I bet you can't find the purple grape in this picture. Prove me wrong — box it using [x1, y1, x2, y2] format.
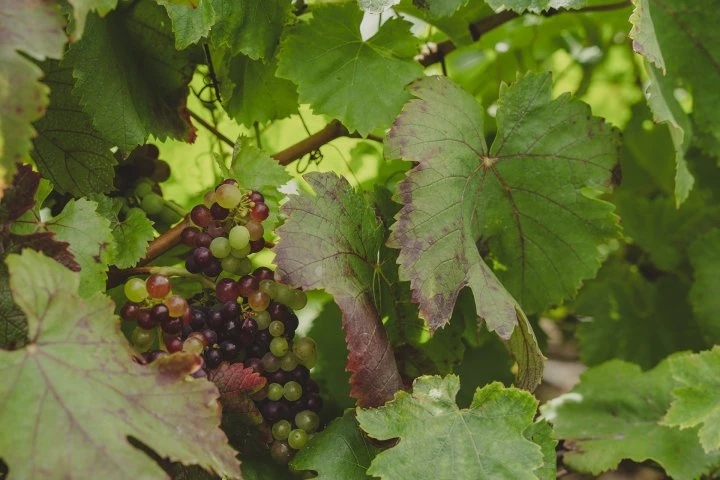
[208, 310, 224, 330]
[235, 328, 254, 348]
[161, 317, 182, 335]
[265, 369, 288, 385]
[268, 302, 289, 323]
[203, 259, 222, 277]
[237, 275, 259, 297]
[195, 233, 212, 248]
[193, 247, 212, 267]
[151, 304, 170, 324]
[221, 301, 240, 320]
[205, 348, 222, 369]
[253, 267, 274, 282]
[216, 278, 239, 303]
[190, 308, 206, 330]
[289, 365, 310, 384]
[219, 341, 238, 361]
[305, 379, 320, 394]
[185, 256, 201, 273]
[210, 203, 229, 220]
[201, 329, 218, 346]
[137, 311, 155, 330]
[256, 330, 272, 347]
[262, 401, 290, 423]
[306, 394, 323, 412]
[181, 227, 199, 247]
[190, 205, 212, 228]
[247, 343, 266, 359]
[242, 318, 258, 335]
[249, 239, 264, 253]
[207, 221, 225, 238]
[246, 357, 263, 372]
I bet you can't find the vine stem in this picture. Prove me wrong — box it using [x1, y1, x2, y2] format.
[417, 0, 632, 66]
[122, 265, 216, 289]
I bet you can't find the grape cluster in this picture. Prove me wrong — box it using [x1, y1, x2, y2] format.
[181, 180, 270, 278]
[122, 268, 321, 465]
[116, 144, 184, 231]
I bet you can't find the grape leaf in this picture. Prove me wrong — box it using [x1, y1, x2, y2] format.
[0, 163, 40, 224]
[484, 0, 585, 12]
[207, 362, 267, 425]
[0, 263, 25, 350]
[222, 55, 298, 127]
[65, 2, 198, 151]
[663, 347, 720, 453]
[411, 0, 468, 17]
[67, 0, 118, 38]
[358, 0, 400, 14]
[92, 195, 155, 269]
[524, 420, 557, 480]
[541, 359, 716, 480]
[0, 0, 66, 181]
[387, 73, 618, 321]
[0, 249, 241, 479]
[209, 0, 291, 61]
[292, 410, 380, 479]
[276, 3, 423, 136]
[573, 259, 707, 369]
[274, 173, 404, 407]
[163, 0, 216, 50]
[356, 376, 548, 480]
[629, 0, 720, 205]
[5, 232, 79, 272]
[688, 229, 720, 342]
[32, 60, 117, 197]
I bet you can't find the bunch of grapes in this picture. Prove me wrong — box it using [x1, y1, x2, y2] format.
[181, 180, 270, 278]
[115, 144, 184, 231]
[120, 273, 190, 358]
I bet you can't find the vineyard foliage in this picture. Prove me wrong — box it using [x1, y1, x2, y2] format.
[0, 0, 719, 478]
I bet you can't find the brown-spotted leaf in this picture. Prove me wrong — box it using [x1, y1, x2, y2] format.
[208, 362, 267, 424]
[275, 173, 403, 407]
[0, 164, 40, 223]
[0, 250, 241, 479]
[6, 232, 79, 271]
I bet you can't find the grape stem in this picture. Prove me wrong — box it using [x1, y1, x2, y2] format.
[117, 265, 216, 290]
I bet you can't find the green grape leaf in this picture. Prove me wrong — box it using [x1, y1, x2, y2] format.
[92, 195, 155, 269]
[31, 60, 117, 197]
[412, 0, 468, 17]
[358, 0, 400, 13]
[357, 376, 547, 480]
[388, 73, 618, 317]
[67, 0, 118, 38]
[65, 2, 198, 151]
[629, 0, 720, 204]
[541, 359, 716, 480]
[0, 249, 241, 479]
[292, 410, 381, 479]
[274, 173, 404, 407]
[663, 347, 720, 453]
[524, 420, 557, 480]
[573, 259, 706, 369]
[44, 198, 114, 297]
[228, 139, 292, 228]
[484, 0, 585, 12]
[277, 3, 423, 136]
[0, 263, 26, 350]
[209, 0, 291, 60]
[222, 55, 298, 127]
[163, 0, 216, 50]
[0, 0, 66, 181]
[207, 362, 267, 425]
[688, 229, 720, 342]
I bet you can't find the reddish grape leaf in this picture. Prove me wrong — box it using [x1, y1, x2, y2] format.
[208, 362, 267, 424]
[275, 173, 404, 407]
[0, 250, 241, 479]
[0, 164, 40, 223]
[6, 232, 79, 271]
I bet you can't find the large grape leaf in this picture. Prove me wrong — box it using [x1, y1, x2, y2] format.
[292, 410, 380, 479]
[222, 55, 298, 127]
[209, 0, 291, 61]
[484, 0, 586, 12]
[274, 173, 404, 407]
[629, 0, 720, 205]
[31, 60, 116, 196]
[388, 74, 618, 320]
[65, 2, 198, 151]
[663, 347, 720, 453]
[67, 0, 118, 38]
[163, 0, 216, 50]
[541, 359, 717, 480]
[412, 0, 469, 17]
[0, 249, 241, 479]
[358, 0, 401, 13]
[276, 3, 424, 136]
[92, 195, 155, 269]
[0, 263, 25, 350]
[524, 420, 557, 480]
[688, 229, 720, 342]
[0, 0, 66, 182]
[356, 376, 550, 480]
[573, 259, 707, 368]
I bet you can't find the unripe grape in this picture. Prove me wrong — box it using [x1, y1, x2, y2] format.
[124, 277, 148, 303]
[182, 336, 204, 355]
[287, 290, 308, 310]
[272, 420, 291, 441]
[141, 193, 164, 215]
[230, 243, 251, 258]
[262, 352, 281, 372]
[270, 441, 292, 464]
[248, 291, 270, 312]
[279, 353, 299, 372]
[270, 337, 289, 357]
[245, 220, 264, 241]
[164, 295, 188, 318]
[228, 225, 250, 250]
[288, 429, 308, 450]
[283, 381, 302, 402]
[269, 320, 285, 337]
[210, 237, 231, 259]
[259, 279, 278, 298]
[131, 327, 154, 351]
[133, 181, 153, 198]
[221, 256, 242, 275]
[215, 184, 243, 209]
[267, 383, 284, 401]
[255, 310, 271, 330]
[293, 337, 316, 361]
[295, 410, 320, 433]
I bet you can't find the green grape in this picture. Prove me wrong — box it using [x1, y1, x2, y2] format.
[237, 258, 252, 275]
[140, 193, 164, 215]
[230, 243, 251, 258]
[262, 352, 281, 372]
[131, 327, 154, 351]
[287, 289, 308, 310]
[293, 337, 316, 361]
[267, 383, 284, 401]
[215, 184, 243, 209]
[259, 279, 278, 298]
[124, 277, 149, 303]
[295, 410, 320, 433]
[288, 429, 308, 450]
[270, 337, 289, 357]
[272, 420, 292, 441]
[274, 284, 294, 306]
[228, 225, 250, 250]
[279, 352, 298, 372]
[183, 336, 204, 355]
[300, 350, 317, 369]
[159, 206, 181, 225]
[210, 237, 231, 259]
[269, 320, 285, 337]
[221, 256, 242, 274]
[255, 311, 271, 330]
[283, 381, 302, 402]
[133, 181, 153, 198]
